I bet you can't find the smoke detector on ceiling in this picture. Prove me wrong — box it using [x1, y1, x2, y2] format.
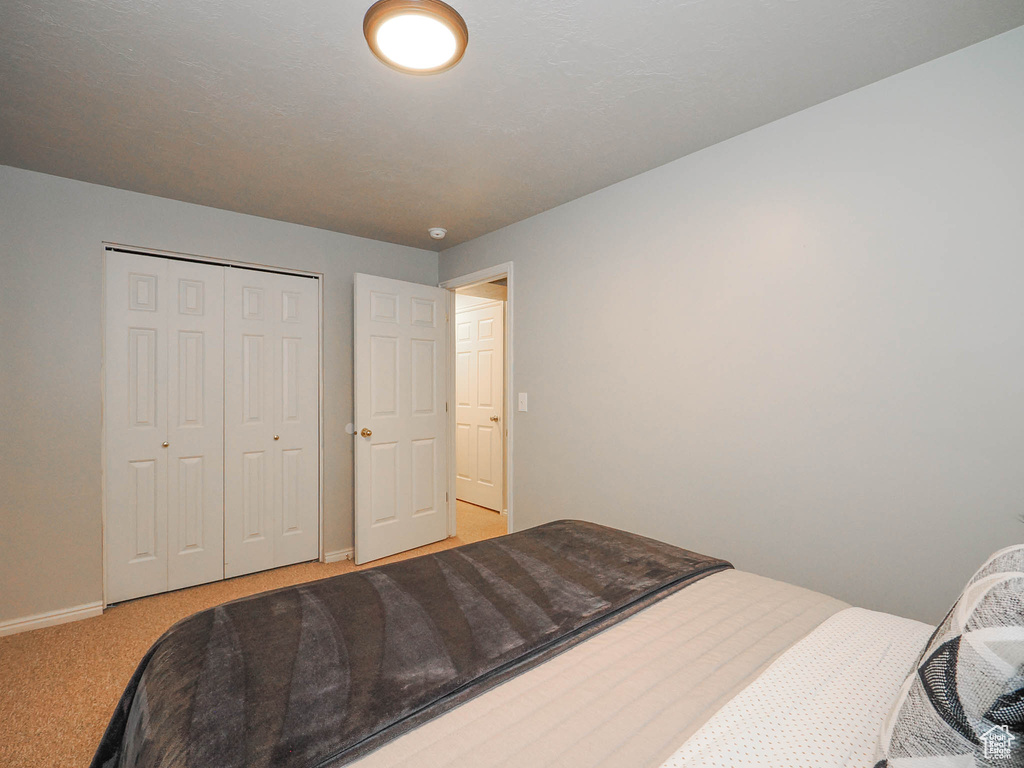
[428, 227, 447, 240]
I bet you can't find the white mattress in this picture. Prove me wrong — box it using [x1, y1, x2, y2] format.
[350, 570, 847, 768]
[658, 607, 933, 768]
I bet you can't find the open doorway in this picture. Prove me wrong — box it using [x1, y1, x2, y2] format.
[442, 263, 514, 537]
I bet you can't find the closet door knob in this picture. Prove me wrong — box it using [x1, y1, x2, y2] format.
[162, 441, 169, 448]
[360, 428, 372, 438]
[274, 435, 280, 440]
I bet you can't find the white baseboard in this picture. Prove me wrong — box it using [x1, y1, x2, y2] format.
[0, 601, 104, 638]
[324, 547, 354, 564]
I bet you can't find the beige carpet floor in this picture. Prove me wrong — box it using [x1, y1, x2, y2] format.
[0, 501, 506, 768]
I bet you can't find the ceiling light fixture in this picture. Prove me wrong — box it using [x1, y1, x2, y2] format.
[363, 0, 468, 75]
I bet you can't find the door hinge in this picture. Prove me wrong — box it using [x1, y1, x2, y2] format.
[446, 492, 449, 502]
[445, 402, 448, 412]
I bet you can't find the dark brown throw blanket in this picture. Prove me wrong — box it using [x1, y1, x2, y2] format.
[92, 520, 731, 768]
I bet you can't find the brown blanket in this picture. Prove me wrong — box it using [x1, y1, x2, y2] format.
[91, 520, 731, 768]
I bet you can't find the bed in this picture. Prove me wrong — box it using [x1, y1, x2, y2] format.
[91, 520, 1024, 768]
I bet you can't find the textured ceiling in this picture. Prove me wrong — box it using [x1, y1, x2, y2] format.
[2, 1, 1023, 250]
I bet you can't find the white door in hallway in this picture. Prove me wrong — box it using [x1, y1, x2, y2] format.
[353, 274, 449, 564]
[455, 300, 504, 512]
[104, 252, 225, 603]
[224, 268, 320, 577]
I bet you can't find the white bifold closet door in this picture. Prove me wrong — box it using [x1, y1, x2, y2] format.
[105, 251, 320, 604]
[104, 252, 225, 604]
[224, 268, 320, 578]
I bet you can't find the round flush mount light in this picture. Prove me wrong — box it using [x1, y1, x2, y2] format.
[428, 227, 447, 240]
[363, 0, 468, 75]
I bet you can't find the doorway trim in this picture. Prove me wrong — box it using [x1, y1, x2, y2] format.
[440, 262, 514, 535]
[100, 242, 326, 608]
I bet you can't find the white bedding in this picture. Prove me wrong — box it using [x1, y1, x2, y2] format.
[659, 607, 933, 768]
[350, 570, 847, 768]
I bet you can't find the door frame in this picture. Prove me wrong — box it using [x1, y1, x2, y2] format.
[439, 262, 514, 535]
[100, 242, 325, 608]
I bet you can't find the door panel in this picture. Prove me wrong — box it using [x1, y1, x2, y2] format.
[477, 349, 494, 406]
[166, 259, 224, 591]
[242, 335, 266, 423]
[454, 301, 504, 511]
[272, 275, 320, 566]
[105, 252, 169, 602]
[242, 450, 268, 538]
[174, 456, 203, 550]
[225, 268, 319, 577]
[354, 274, 448, 564]
[128, 329, 158, 428]
[411, 339, 437, 415]
[128, 459, 159, 562]
[371, 441, 399, 524]
[226, 271, 275, 576]
[411, 438, 437, 515]
[370, 335, 399, 417]
[282, 448, 303, 533]
[477, 425, 495, 484]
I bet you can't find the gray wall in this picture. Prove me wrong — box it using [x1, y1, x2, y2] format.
[0, 166, 436, 623]
[440, 26, 1024, 623]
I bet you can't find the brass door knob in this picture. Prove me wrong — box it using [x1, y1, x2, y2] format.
[162, 441, 169, 448]
[489, 415, 500, 422]
[273, 435, 280, 440]
[360, 428, 372, 438]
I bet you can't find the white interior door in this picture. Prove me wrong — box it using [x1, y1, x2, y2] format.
[224, 268, 320, 578]
[104, 252, 224, 603]
[455, 300, 504, 511]
[354, 274, 448, 564]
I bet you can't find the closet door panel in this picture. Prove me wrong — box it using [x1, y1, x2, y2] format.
[273, 275, 320, 567]
[166, 260, 225, 591]
[225, 269, 319, 576]
[105, 252, 170, 603]
[225, 270, 276, 578]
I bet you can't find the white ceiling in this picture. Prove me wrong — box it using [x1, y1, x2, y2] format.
[2, 1, 1022, 250]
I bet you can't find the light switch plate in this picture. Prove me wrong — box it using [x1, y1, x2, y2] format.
[518, 393, 528, 412]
